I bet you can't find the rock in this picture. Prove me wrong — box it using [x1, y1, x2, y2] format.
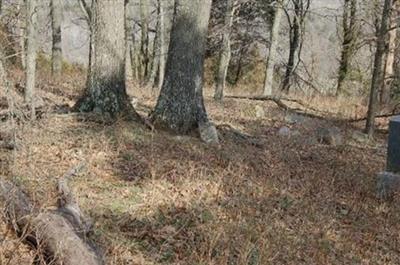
[351, 131, 369, 143]
[278, 126, 291, 137]
[284, 113, 305, 124]
[199, 122, 219, 145]
[131, 97, 138, 108]
[377, 171, 400, 200]
[255, 105, 265, 118]
[316, 126, 343, 146]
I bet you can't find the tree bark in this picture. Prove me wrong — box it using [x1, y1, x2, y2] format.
[151, 0, 214, 134]
[17, 0, 26, 70]
[51, 0, 63, 76]
[336, 0, 357, 96]
[75, 0, 135, 119]
[157, 0, 167, 91]
[25, 0, 37, 119]
[139, 0, 150, 81]
[263, 0, 285, 96]
[214, 0, 235, 101]
[366, 0, 392, 137]
[281, 0, 300, 93]
[381, 0, 399, 105]
[148, 6, 161, 88]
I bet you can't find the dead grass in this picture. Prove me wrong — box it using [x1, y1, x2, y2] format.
[0, 73, 399, 264]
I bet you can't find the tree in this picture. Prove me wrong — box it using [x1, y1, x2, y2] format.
[75, 0, 135, 118]
[25, 0, 37, 118]
[151, 0, 217, 141]
[281, 0, 310, 93]
[214, 0, 235, 101]
[381, 0, 399, 104]
[51, 0, 62, 76]
[157, 0, 167, 91]
[263, 0, 285, 96]
[336, 0, 358, 96]
[366, 0, 392, 137]
[139, 0, 150, 81]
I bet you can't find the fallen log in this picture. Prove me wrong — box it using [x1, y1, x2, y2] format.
[225, 95, 328, 120]
[0, 164, 103, 265]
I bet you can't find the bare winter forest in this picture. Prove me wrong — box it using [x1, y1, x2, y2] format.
[1, 0, 400, 264]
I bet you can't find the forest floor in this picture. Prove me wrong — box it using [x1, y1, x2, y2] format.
[0, 70, 399, 264]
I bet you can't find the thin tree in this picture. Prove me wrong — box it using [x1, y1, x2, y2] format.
[139, 0, 150, 81]
[214, 0, 235, 101]
[75, 0, 136, 118]
[263, 0, 285, 96]
[151, 0, 217, 140]
[366, 0, 393, 137]
[50, 0, 62, 76]
[25, 0, 37, 119]
[281, 0, 310, 93]
[381, 0, 399, 104]
[336, 0, 357, 96]
[157, 0, 167, 91]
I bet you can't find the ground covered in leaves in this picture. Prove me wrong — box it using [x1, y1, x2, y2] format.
[0, 73, 399, 264]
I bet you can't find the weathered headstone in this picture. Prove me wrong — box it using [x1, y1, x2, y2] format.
[377, 116, 400, 199]
[386, 116, 400, 172]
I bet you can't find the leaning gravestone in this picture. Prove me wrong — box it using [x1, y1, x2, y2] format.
[377, 116, 400, 199]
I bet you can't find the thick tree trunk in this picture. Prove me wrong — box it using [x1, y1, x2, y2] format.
[25, 0, 37, 118]
[214, 0, 235, 101]
[51, 0, 62, 76]
[263, 0, 285, 96]
[151, 0, 215, 136]
[139, 0, 150, 81]
[366, 0, 392, 137]
[381, 1, 399, 105]
[75, 0, 135, 118]
[336, 0, 357, 96]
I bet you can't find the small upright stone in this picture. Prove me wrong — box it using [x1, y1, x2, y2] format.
[377, 171, 400, 200]
[255, 105, 265, 118]
[316, 126, 343, 146]
[199, 122, 219, 145]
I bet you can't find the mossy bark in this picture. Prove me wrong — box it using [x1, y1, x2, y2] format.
[75, 0, 135, 119]
[151, 0, 213, 134]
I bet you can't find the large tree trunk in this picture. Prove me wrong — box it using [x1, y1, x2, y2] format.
[336, 0, 357, 96]
[151, 0, 216, 140]
[366, 0, 392, 137]
[214, 0, 235, 101]
[263, 0, 285, 96]
[51, 0, 63, 76]
[381, 0, 399, 105]
[25, 0, 37, 118]
[75, 0, 136, 119]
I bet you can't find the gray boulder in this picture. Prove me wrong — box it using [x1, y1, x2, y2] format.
[285, 113, 306, 124]
[199, 122, 219, 145]
[377, 171, 400, 200]
[255, 105, 265, 118]
[316, 126, 343, 146]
